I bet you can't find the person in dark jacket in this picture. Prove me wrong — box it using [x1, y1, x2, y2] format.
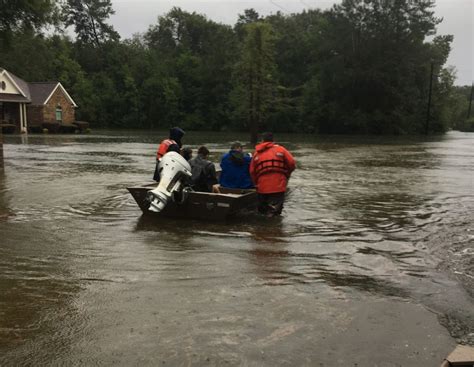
[153, 127, 185, 181]
[219, 141, 254, 189]
[189, 146, 218, 192]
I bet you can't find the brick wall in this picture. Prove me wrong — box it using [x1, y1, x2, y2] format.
[43, 87, 75, 124]
[27, 106, 44, 125]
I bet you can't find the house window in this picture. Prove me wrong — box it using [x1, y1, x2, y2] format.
[55, 106, 63, 122]
[0, 81, 5, 90]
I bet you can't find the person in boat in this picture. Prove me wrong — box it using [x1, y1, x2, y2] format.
[181, 147, 193, 161]
[219, 141, 254, 189]
[189, 146, 219, 192]
[249, 132, 296, 217]
[153, 127, 185, 181]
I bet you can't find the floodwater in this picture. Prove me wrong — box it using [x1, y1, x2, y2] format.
[0, 130, 472, 366]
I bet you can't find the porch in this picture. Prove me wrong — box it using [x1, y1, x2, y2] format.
[0, 101, 28, 133]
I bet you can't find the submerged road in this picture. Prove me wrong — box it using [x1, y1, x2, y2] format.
[0, 130, 472, 365]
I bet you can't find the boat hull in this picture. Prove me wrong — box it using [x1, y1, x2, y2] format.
[127, 184, 257, 221]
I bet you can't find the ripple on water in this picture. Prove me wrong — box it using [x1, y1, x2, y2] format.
[6, 192, 136, 224]
[1, 131, 474, 349]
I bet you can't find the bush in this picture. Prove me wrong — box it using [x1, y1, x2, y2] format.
[461, 117, 474, 132]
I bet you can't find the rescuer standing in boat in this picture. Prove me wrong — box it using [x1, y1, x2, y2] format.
[153, 127, 185, 181]
[250, 132, 296, 217]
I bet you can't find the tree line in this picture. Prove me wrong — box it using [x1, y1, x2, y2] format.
[1, 0, 472, 134]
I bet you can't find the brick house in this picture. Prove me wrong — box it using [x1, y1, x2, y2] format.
[0, 67, 78, 133]
[27, 82, 78, 131]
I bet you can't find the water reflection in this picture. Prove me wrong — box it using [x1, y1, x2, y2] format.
[0, 139, 3, 169]
[135, 215, 203, 249]
[0, 224, 83, 361]
[0, 171, 10, 221]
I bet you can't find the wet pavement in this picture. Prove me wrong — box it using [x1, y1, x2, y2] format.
[0, 130, 472, 365]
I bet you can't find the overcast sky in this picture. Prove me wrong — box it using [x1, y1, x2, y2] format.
[110, 0, 473, 86]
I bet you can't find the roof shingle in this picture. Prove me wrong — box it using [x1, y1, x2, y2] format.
[7, 71, 31, 100]
[28, 82, 58, 105]
[0, 93, 31, 103]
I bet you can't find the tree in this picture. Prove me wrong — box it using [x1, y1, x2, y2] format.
[266, 10, 326, 132]
[0, 0, 57, 47]
[145, 8, 237, 131]
[447, 85, 472, 131]
[0, 1, 458, 134]
[62, 0, 119, 47]
[235, 9, 261, 40]
[232, 22, 277, 143]
[312, 0, 451, 134]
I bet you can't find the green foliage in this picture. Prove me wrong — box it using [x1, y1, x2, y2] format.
[450, 85, 474, 131]
[461, 117, 474, 132]
[0, 0, 57, 47]
[62, 0, 119, 46]
[144, 8, 237, 131]
[0, 2, 461, 135]
[309, 0, 452, 134]
[232, 22, 277, 141]
[234, 8, 262, 40]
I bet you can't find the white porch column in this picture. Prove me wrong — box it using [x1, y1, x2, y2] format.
[23, 103, 28, 133]
[19, 103, 24, 132]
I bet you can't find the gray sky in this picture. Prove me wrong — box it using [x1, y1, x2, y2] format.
[110, 0, 473, 86]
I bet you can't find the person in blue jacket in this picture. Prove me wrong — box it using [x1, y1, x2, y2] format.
[219, 141, 254, 189]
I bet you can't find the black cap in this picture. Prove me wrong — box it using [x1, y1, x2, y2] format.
[261, 132, 273, 142]
[169, 127, 185, 140]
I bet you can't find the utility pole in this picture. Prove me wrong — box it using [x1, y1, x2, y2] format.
[425, 62, 434, 135]
[467, 82, 474, 120]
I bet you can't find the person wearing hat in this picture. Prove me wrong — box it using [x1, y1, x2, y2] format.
[153, 127, 185, 181]
[219, 141, 254, 190]
[249, 132, 296, 217]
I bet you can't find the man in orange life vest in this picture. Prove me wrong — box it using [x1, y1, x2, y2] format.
[153, 127, 185, 181]
[249, 132, 296, 217]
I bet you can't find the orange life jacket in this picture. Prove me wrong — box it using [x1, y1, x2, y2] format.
[252, 145, 291, 178]
[253, 151, 289, 178]
[156, 139, 177, 160]
[250, 142, 296, 194]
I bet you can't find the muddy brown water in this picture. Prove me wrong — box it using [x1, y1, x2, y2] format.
[0, 130, 472, 366]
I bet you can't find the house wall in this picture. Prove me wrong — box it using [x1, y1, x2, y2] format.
[0, 72, 22, 95]
[43, 87, 75, 124]
[27, 105, 44, 125]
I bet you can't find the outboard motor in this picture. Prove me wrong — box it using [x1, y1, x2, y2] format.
[147, 152, 192, 212]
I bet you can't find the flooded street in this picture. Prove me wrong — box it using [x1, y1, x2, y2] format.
[0, 130, 473, 366]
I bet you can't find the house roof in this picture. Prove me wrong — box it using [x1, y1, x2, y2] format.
[0, 67, 77, 107]
[28, 82, 58, 105]
[0, 93, 31, 103]
[9, 71, 31, 100]
[0, 68, 31, 101]
[28, 82, 78, 107]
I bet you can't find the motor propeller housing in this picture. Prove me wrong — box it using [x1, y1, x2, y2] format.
[147, 152, 192, 212]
